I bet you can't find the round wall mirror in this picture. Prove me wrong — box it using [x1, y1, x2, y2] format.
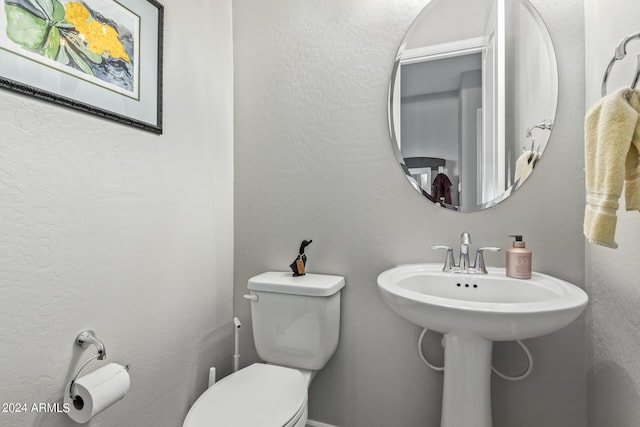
[389, 0, 558, 212]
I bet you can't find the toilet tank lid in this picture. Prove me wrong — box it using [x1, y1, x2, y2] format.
[248, 272, 345, 296]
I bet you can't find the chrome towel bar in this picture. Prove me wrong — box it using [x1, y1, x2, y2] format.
[601, 31, 640, 96]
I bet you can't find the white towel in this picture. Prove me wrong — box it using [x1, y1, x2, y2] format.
[514, 150, 540, 185]
[584, 88, 640, 248]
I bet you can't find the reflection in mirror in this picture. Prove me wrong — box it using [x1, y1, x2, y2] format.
[389, 0, 558, 212]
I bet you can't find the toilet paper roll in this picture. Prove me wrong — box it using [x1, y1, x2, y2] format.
[64, 363, 130, 424]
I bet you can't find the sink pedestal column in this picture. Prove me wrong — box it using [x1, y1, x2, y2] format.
[441, 334, 493, 427]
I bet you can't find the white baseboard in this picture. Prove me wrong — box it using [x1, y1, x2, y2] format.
[306, 420, 339, 427]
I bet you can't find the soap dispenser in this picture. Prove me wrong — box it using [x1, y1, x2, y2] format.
[506, 235, 532, 279]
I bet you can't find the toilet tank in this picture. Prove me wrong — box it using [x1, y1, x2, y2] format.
[247, 272, 345, 371]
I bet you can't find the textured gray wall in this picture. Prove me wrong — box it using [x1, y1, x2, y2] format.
[0, 1, 234, 426]
[233, 0, 585, 426]
[584, 1, 640, 425]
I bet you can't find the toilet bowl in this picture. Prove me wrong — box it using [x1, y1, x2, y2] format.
[183, 272, 345, 427]
[183, 363, 309, 427]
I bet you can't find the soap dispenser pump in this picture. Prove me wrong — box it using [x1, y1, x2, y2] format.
[506, 235, 532, 279]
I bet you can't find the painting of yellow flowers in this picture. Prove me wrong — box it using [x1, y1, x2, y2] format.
[0, 0, 163, 133]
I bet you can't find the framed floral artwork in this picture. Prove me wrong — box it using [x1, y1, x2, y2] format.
[0, 0, 163, 133]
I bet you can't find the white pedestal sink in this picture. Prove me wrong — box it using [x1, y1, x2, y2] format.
[377, 263, 588, 427]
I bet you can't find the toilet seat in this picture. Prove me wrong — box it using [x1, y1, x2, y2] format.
[183, 363, 307, 427]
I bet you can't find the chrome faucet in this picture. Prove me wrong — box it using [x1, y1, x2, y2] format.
[431, 232, 501, 274]
[459, 231, 472, 270]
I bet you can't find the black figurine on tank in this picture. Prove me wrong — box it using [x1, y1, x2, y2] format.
[290, 240, 312, 276]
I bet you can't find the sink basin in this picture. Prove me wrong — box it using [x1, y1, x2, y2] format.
[377, 263, 588, 427]
[377, 263, 588, 340]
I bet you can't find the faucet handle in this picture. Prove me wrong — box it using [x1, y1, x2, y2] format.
[431, 245, 456, 271]
[474, 247, 502, 273]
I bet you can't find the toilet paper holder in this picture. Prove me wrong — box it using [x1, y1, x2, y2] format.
[69, 330, 130, 401]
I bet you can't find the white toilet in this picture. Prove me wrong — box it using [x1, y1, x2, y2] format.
[183, 271, 345, 427]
